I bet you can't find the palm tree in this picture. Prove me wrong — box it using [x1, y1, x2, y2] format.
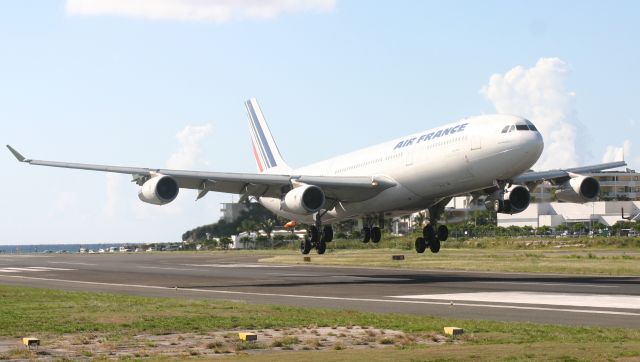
[414, 211, 427, 229]
[260, 218, 276, 241]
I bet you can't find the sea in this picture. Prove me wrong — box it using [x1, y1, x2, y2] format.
[0, 243, 145, 254]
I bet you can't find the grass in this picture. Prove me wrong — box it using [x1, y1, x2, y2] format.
[0, 285, 639, 361]
[260, 238, 640, 275]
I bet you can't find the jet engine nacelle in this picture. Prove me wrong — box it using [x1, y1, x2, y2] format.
[556, 175, 600, 203]
[485, 185, 530, 214]
[138, 175, 179, 205]
[502, 185, 531, 214]
[281, 184, 325, 214]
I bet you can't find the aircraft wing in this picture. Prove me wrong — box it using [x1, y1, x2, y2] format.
[513, 161, 627, 184]
[6, 145, 396, 203]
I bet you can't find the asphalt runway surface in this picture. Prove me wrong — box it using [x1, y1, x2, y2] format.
[1, 252, 639, 328]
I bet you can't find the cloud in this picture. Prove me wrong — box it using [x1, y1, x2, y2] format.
[602, 140, 631, 164]
[101, 123, 213, 221]
[166, 124, 213, 170]
[481, 58, 585, 170]
[66, 0, 337, 22]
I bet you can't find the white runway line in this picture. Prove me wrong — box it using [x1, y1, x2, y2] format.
[389, 292, 640, 310]
[0, 267, 75, 273]
[185, 264, 292, 268]
[330, 276, 411, 282]
[1, 274, 639, 317]
[139, 266, 210, 272]
[477, 281, 619, 288]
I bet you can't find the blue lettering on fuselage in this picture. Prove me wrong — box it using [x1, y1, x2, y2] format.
[392, 123, 469, 150]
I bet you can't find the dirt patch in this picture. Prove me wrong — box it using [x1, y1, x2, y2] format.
[0, 326, 453, 360]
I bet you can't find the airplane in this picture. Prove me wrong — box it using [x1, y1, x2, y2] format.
[7, 98, 626, 255]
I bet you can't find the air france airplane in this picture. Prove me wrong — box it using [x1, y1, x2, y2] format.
[7, 98, 625, 255]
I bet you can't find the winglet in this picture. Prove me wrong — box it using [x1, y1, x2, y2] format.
[6, 145, 28, 162]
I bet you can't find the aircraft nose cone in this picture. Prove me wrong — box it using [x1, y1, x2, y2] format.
[533, 131, 544, 156]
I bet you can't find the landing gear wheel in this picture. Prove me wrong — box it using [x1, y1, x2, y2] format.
[308, 225, 320, 244]
[437, 225, 449, 242]
[423, 224, 436, 241]
[321, 226, 334, 243]
[415, 237, 426, 253]
[429, 238, 441, 253]
[316, 241, 326, 254]
[300, 236, 312, 255]
[361, 227, 371, 243]
[371, 227, 382, 243]
[493, 199, 504, 213]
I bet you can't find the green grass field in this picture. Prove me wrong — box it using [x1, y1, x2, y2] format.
[0, 285, 639, 361]
[260, 247, 640, 275]
[248, 235, 640, 275]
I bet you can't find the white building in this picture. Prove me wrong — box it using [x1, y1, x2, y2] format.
[498, 201, 640, 228]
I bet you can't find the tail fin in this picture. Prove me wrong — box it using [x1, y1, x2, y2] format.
[245, 98, 291, 174]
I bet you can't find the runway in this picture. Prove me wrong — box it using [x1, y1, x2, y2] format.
[1, 253, 639, 328]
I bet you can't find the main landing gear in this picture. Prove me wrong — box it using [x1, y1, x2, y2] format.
[415, 201, 450, 254]
[300, 222, 333, 255]
[414, 224, 448, 253]
[360, 226, 382, 243]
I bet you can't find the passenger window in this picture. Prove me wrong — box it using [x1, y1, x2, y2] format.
[501, 126, 509, 133]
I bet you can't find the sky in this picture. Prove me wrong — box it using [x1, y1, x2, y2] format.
[1, 0, 639, 245]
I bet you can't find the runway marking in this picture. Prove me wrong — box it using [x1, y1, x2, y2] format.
[389, 292, 640, 310]
[477, 281, 619, 288]
[1, 274, 639, 317]
[185, 264, 292, 268]
[330, 276, 411, 282]
[139, 266, 211, 272]
[0, 267, 75, 273]
[266, 273, 321, 277]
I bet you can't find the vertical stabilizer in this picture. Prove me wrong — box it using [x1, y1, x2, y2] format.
[245, 98, 291, 174]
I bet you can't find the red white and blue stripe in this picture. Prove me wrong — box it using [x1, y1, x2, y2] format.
[245, 98, 285, 173]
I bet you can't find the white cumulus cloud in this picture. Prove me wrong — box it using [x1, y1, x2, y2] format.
[481, 58, 585, 170]
[602, 140, 631, 164]
[166, 124, 213, 170]
[66, 0, 337, 22]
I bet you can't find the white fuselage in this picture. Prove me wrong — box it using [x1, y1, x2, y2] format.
[259, 114, 544, 223]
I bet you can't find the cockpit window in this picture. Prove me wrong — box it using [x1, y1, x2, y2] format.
[503, 120, 539, 133]
[524, 120, 538, 131]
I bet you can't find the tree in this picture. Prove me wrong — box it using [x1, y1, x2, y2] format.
[413, 211, 427, 229]
[261, 218, 276, 239]
[572, 223, 585, 234]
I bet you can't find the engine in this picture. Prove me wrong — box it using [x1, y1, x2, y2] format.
[281, 184, 326, 214]
[485, 185, 530, 214]
[555, 175, 600, 203]
[138, 175, 179, 205]
[502, 185, 531, 214]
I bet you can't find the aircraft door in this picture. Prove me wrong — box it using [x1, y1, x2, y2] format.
[405, 149, 414, 167]
[471, 135, 482, 150]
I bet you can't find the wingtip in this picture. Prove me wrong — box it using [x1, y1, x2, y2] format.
[6, 145, 27, 162]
